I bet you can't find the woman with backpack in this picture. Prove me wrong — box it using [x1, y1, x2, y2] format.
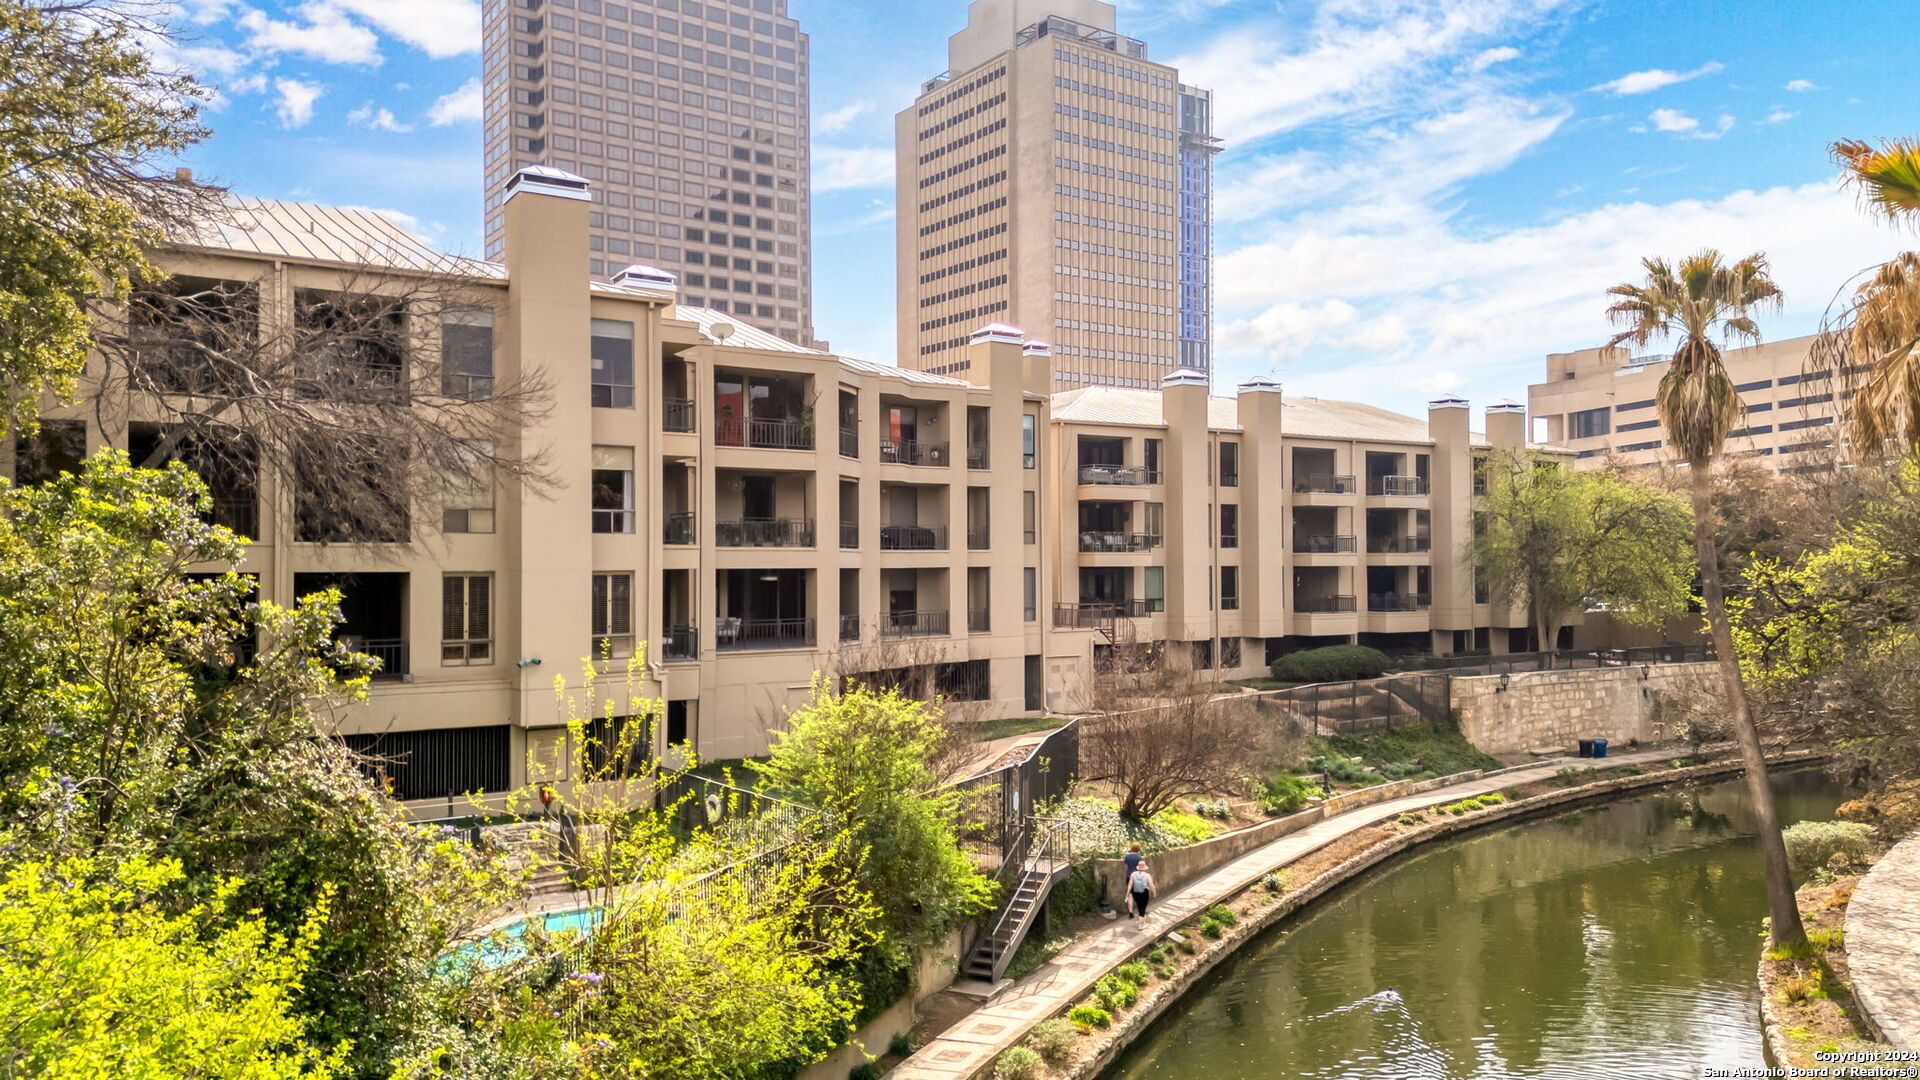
[1127, 861, 1155, 918]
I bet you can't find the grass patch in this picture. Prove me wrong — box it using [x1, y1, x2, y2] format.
[1227, 677, 1304, 691]
[1311, 717, 1500, 778]
[1150, 808, 1217, 844]
[960, 716, 1063, 743]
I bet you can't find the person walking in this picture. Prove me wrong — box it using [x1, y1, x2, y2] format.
[1128, 861, 1155, 919]
[1124, 843, 1144, 877]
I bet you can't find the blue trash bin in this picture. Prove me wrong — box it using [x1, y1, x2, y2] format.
[1592, 738, 1609, 759]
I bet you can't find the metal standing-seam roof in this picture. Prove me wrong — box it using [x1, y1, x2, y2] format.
[173, 196, 504, 278]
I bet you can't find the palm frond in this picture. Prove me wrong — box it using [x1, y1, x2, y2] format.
[1833, 138, 1920, 225]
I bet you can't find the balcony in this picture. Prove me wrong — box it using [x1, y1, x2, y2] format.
[1368, 475, 1428, 497]
[715, 518, 814, 547]
[840, 521, 859, 549]
[881, 609, 949, 637]
[1367, 534, 1433, 554]
[715, 616, 815, 651]
[1078, 465, 1161, 486]
[881, 440, 951, 467]
[1053, 600, 1159, 628]
[1294, 533, 1357, 554]
[1294, 474, 1356, 494]
[1220, 531, 1238, 550]
[840, 426, 859, 458]
[967, 445, 990, 470]
[1295, 595, 1357, 614]
[968, 608, 990, 633]
[880, 524, 948, 551]
[1368, 592, 1432, 612]
[663, 512, 696, 545]
[663, 625, 697, 661]
[347, 637, 409, 679]
[716, 416, 812, 451]
[664, 398, 695, 433]
[840, 613, 860, 642]
[1220, 596, 1240, 611]
[1078, 531, 1160, 553]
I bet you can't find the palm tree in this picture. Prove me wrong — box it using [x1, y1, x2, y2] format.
[1605, 250, 1807, 950]
[1820, 139, 1920, 458]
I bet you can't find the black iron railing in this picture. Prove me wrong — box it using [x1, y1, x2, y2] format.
[839, 426, 859, 458]
[967, 445, 989, 469]
[1294, 533, 1356, 554]
[663, 512, 696, 545]
[715, 518, 814, 547]
[1293, 474, 1355, 494]
[881, 439, 950, 466]
[880, 524, 947, 551]
[1368, 475, 1428, 496]
[663, 397, 695, 432]
[1078, 465, 1160, 485]
[840, 521, 859, 549]
[881, 610, 949, 637]
[839, 614, 860, 642]
[967, 527, 990, 549]
[1367, 592, 1432, 612]
[1295, 595, 1357, 614]
[1077, 531, 1160, 553]
[353, 637, 409, 678]
[715, 617, 815, 651]
[663, 625, 697, 661]
[1052, 600, 1158, 627]
[1367, 534, 1432, 554]
[968, 608, 990, 633]
[715, 416, 811, 450]
[207, 496, 258, 537]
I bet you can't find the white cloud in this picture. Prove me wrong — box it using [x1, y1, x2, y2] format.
[813, 147, 894, 192]
[175, 0, 236, 23]
[241, 4, 381, 65]
[1785, 78, 1816, 92]
[328, 0, 481, 59]
[1591, 61, 1724, 96]
[1469, 45, 1522, 72]
[1649, 107, 1698, 133]
[1764, 109, 1798, 125]
[273, 78, 323, 128]
[348, 103, 412, 133]
[228, 73, 267, 94]
[427, 77, 483, 126]
[817, 100, 873, 135]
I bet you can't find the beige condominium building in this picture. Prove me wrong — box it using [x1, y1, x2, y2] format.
[1528, 334, 1838, 470]
[15, 167, 1556, 813]
[480, 0, 821, 348]
[895, 0, 1218, 391]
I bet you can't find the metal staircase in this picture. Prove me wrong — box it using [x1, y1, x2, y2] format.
[963, 819, 1073, 983]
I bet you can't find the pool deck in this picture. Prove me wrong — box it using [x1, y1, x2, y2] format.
[1847, 828, 1920, 1050]
[891, 748, 1679, 1080]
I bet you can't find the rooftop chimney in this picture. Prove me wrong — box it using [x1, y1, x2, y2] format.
[505, 164, 591, 204]
[612, 263, 677, 290]
[970, 322, 1026, 346]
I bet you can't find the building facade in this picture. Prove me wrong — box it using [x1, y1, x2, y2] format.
[19, 170, 1560, 813]
[1528, 335, 1838, 470]
[480, 0, 820, 348]
[894, 0, 1217, 390]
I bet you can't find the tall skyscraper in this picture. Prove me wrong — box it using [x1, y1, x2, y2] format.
[481, 0, 821, 348]
[895, 0, 1217, 389]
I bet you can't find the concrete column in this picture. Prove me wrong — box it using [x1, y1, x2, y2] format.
[1161, 368, 1212, 647]
[1426, 396, 1472, 637]
[1487, 401, 1527, 449]
[1237, 377, 1285, 637]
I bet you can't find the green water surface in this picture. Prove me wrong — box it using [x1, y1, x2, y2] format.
[1104, 770, 1846, 1080]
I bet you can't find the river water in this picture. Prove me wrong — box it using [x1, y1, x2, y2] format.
[1104, 770, 1846, 1080]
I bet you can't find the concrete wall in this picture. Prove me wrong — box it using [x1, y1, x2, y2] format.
[1454, 661, 1722, 755]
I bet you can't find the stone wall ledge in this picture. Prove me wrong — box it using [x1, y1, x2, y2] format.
[1847, 829, 1920, 1051]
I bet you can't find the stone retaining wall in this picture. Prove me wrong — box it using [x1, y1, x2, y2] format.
[1455, 661, 1722, 755]
[1847, 830, 1920, 1051]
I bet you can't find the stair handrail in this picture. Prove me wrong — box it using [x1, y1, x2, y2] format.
[982, 817, 1072, 982]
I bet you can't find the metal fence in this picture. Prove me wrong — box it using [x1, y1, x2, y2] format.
[1262, 674, 1454, 735]
[1394, 645, 1711, 677]
[951, 720, 1080, 875]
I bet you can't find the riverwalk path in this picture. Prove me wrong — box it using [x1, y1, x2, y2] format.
[892, 748, 1678, 1079]
[1847, 829, 1920, 1050]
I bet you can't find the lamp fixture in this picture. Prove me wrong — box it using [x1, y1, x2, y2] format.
[1497, 673, 1510, 693]
[516, 657, 543, 668]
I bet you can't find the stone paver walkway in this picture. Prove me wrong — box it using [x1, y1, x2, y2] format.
[892, 749, 1676, 1079]
[1848, 829, 1920, 1050]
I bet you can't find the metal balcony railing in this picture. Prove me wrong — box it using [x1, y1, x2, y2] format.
[1367, 534, 1433, 554]
[663, 397, 695, 432]
[968, 608, 990, 633]
[1367, 592, 1433, 612]
[881, 610, 949, 637]
[349, 637, 409, 678]
[715, 518, 814, 547]
[1294, 474, 1356, 494]
[1052, 599, 1159, 627]
[840, 521, 859, 549]
[839, 426, 860, 458]
[207, 496, 258, 537]
[1294, 533, 1357, 554]
[715, 617, 815, 651]
[967, 445, 989, 469]
[1295, 595, 1357, 614]
[1077, 531, 1160, 553]
[715, 416, 812, 450]
[967, 526, 990, 549]
[879, 524, 947, 551]
[1078, 465, 1160, 485]
[881, 439, 950, 466]
[593, 508, 636, 534]
[1369, 475, 1429, 496]
[663, 625, 697, 661]
[840, 614, 860, 642]
[663, 512, 696, 545]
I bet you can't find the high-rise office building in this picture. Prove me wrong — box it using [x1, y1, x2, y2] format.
[481, 0, 821, 348]
[895, 0, 1218, 390]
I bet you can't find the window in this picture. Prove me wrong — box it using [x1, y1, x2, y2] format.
[1143, 438, 1162, 477]
[1023, 490, 1037, 543]
[441, 574, 493, 665]
[590, 318, 635, 408]
[1022, 413, 1036, 468]
[1219, 442, 1238, 487]
[442, 309, 495, 400]
[1144, 566, 1164, 612]
[592, 445, 635, 533]
[592, 572, 634, 658]
[444, 440, 496, 534]
[1569, 407, 1611, 439]
[1221, 637, 1242, 669]
[1023, 567, 1037, 622]
[1220, 565, 1239, 610]
[1219, 504, 1238, 548]
[12, 420, 87, 485]
[1144, 502, 1164, 543]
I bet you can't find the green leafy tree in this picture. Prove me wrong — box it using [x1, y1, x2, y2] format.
[1604, 248, 1808, 949]
[0, 0, 216, 434]
[0, 453, 512, 1076]
[0, 856, 342, 1079]
[1471, 448, 1695, 651]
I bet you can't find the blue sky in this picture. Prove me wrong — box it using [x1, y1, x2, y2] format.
[160, 0, 1917, 416]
